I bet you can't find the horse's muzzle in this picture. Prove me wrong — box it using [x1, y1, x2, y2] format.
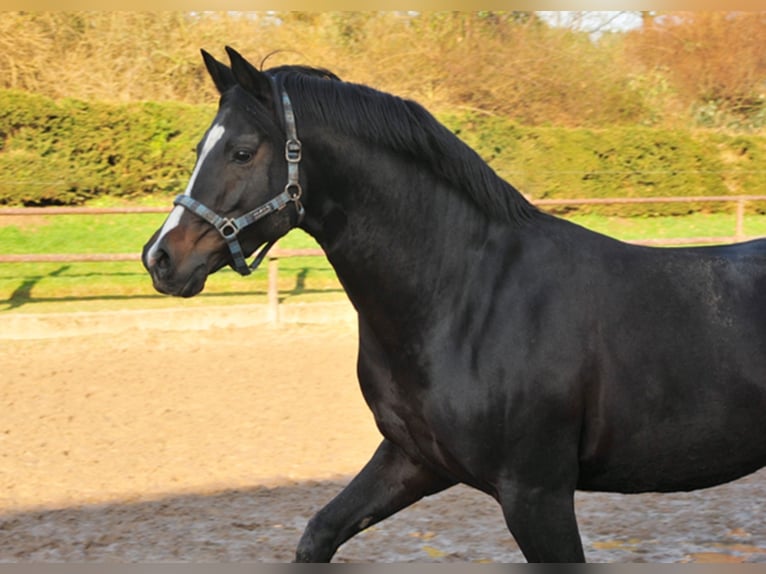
[142, 238, 209, 298]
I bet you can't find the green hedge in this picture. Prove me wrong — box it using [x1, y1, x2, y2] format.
[0, 90, 214, 206]
[441, 113, 766, 216]
[1, 90, 765, 215]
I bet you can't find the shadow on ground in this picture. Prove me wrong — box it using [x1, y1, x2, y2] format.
[3, 471, 766, 563]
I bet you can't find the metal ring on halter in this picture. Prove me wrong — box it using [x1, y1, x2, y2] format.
[216, 218, 240, 240]
[285, 182, 302, 200]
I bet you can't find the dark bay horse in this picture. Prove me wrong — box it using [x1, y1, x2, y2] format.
[142, 47, 766, 562]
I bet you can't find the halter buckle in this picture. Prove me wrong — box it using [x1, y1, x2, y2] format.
[285, 139, 302, 163]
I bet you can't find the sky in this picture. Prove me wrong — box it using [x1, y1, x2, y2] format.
[537, 11, 645, 38]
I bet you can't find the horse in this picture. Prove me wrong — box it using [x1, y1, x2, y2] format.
[142, 47, 766, 563]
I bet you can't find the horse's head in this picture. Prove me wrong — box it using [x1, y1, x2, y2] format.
[143, 47, 305, 297]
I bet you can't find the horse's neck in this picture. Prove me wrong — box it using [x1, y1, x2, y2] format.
[302, 136, 492, 338]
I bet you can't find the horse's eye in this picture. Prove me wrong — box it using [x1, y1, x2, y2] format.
[232, 149, 254, 164]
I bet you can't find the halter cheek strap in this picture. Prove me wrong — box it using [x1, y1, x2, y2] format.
[173, 90, 305, 276]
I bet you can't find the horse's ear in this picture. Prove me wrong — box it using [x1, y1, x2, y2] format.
[226, 46, 273, 107]
[201, 49, 235, 94]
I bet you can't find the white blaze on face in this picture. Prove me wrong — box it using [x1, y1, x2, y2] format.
[145, 122, 227, 266]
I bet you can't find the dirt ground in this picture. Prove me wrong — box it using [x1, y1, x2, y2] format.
[2, 318, 766, 563]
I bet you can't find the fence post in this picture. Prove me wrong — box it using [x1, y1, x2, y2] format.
[267, 256, 279, 323]
[736, 197, 746, 241]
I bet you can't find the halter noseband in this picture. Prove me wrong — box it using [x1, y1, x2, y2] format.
[173, 90, 305, 276]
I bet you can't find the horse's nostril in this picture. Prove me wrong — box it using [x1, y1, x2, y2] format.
[153, 247, 171, 277]
[156, 248, 169, 268]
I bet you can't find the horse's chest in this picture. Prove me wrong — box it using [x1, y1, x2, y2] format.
[359, 363, 428, 444]
[356, 323, 471, 470]
[357, 353, 462, 472]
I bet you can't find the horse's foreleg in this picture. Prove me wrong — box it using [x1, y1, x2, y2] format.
[497, 481, 584, 563]
[294, 438, 455, 562]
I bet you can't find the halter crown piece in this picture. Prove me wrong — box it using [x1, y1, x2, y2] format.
[173, 90, 305, 276]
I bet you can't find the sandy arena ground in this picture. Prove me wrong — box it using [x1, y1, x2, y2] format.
[2, 318, 766, 562]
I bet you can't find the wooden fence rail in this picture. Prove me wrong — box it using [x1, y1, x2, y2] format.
[0, 205, 326, 320]
[535, 195, 766, 245]
[2, 195, 766, 320]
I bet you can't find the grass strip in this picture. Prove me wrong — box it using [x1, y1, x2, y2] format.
[2, 210, 766, 314]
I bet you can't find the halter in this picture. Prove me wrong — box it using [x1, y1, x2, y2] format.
[173, 90, 305, 276]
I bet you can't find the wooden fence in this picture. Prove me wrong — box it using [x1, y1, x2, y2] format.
[2, 195, 766, 319]
[535, 195, 766, 245]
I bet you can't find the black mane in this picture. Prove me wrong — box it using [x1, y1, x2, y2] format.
[266, 65, 538, 224]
